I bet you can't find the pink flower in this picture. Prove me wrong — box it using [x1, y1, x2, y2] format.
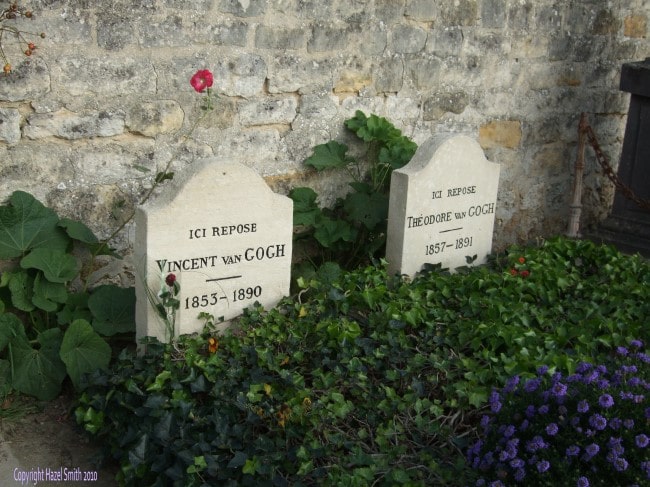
[190, 69, 214, 93]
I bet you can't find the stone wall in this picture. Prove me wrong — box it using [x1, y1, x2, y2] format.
[0, 0, 648, 256]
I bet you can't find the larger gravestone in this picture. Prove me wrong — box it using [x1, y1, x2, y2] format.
[135, 158, 293, 343]
[386, 135, 500, 277]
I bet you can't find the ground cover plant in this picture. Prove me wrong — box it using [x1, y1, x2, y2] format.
[75, 237, 650, 486]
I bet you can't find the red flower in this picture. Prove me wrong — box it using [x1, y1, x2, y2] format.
[520, 270, 530, 278]
[190, 69, 213, 93]
[518, 257, 526, 264]
[509, 268, 518, 276]
[165, 273, 176, 287]
[208, 337, 219, 354]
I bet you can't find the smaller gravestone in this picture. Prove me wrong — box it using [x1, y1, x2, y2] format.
[386, 135, 500, 277]
[135, 158, 293, 343]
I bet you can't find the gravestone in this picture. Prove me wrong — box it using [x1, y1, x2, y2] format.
[134, 158, 293, 343]
[386, 135, 500, 277]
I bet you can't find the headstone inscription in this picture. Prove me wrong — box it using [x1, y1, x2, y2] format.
[135, 158, 293, 343]
[386, 135, 500, 277]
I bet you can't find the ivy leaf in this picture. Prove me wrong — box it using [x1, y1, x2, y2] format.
[60, 319, 111, 390]
[88, 285, 136, 336]
[227, 451, 248, 469]
[20, 248, 80, 283]
[32, 273, 68, 312]
[304, 141, 351, 171]
[0, 191, 69, 259]
[11, 328, 66, 401]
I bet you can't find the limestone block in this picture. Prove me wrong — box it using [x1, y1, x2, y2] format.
[238, 97, 298, 126]
[126, 100, 184, 137]
[24, 109, 125, 140]
[0, 109, 21, 145]
[391, 24, 427, 54]
[0, 59, 50, 102]
[219, 0, 267, 17]
[624, 15, 647, 38]
[479, 120, 522, 150]
[374, 57, 404, 93]
[268, 55, 335, 94]
[201, 20, 248, 46]
[255, 25, 305, 50]
[405, 0, 437, 22]
[214, 54, 267, 98]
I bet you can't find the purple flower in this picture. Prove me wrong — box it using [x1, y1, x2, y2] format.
[480, 415, 491, 430]
[589, 413, 607, 430]
[636, 434, 649, 448]
[577, 400, 590, 413]
[630, 339, 643, 348]
[620, 391, 634, 400]
[551, 382, 567, 397]
[525, 405, 536, 418]
[636, 352, 650, 363]
[536, 459, 550, 473]
[597, 379, 610, 389]
[510, 458, 524, 469]
[634, 394, 645, 403]
[545, 423, 559, 436]
[583, 443, 599, 459]
[598, 394, 614, 408]
[490, 400, 502, 413]
[577, 477, 589, 487]
[624, 419, 634, 429]
[525, 436, 547, 452]
[513, 468, 525, 482]
[503, 424, 515, 438]
[524, 377, 541, 393]
[503, 375, 520, 393]
[576, 362, 592, 374]
[538, 404, 549, 415]
[616, 346, 629, 356]
[582, 370, 599, 384]
[614, 457, 629, 472]
[566, 445, 580, 456]
[609, 418, 622, 430]
[537, 365, 549, 375]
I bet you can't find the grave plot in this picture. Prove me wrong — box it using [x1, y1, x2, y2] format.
[134, 158, 293, 342]
[386, 135, 500, 277]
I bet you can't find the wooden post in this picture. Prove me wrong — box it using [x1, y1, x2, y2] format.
[567, 113, 587, 238]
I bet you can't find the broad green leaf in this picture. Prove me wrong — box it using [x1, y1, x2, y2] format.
[227, 451, 247, 469]
[6, 271, 35, 312]
[0, 191, 69, 259]
[60, 319, 111, 390]
[0, 312, 27, 352]
[88, 285, 136, 336]
[11, 328, 66, 400]
[313, 217, 356, 247]
[56, 292, 92, 326]
[304, 141, 350, 171]
[58, 219, 121, 258]
[20, 249, 80, 283]
[343, 191, 388, 230]
[32, 274, 68, 312]
[290, 187, 321, 226]
[0, 359, 10, 396]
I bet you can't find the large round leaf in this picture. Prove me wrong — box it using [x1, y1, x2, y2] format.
[11, 328, 66, 401]
[60, 319, 111, 390]
[20, 248, 80, 283]
[88, 285, 136, 336]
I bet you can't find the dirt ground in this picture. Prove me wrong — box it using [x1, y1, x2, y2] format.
[0, 393, 120, 486]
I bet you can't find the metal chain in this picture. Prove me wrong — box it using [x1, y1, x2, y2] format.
[582, 121, 650, 212]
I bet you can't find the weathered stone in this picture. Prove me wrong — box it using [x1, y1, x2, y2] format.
[375, 0, 405, 23]
[391, 24, 428, 54]
[360, 26, 388, 56]
[334, 71, 372, 94]
[255, 25, 305, 50]
[405, 0, 437, 22]
[55, 56, 156, 97]
[0, 59, 50, 102]
[592, 9, 620, 35]
[201, 19, 248, 46]
[374, 57, 404, 93]
[479, 120, 522, 149]
[219, 0, 267, 17]
[481, 0, 506, 29]
[624, 15, 647, 38]
[426, 27, 464, 57]
[308, 23, 356, 52]
[126, 100, 184, 137]
[267, 55, 335, 94]
[406, 57, 442, 90]
[135, 159, 293, 342]
[97, 14, 136, 50]
[0, 109, 21, 145]
[439, 0, 477, 26]
[24, 109, 125, 140]
[423, 91, 469, 120]
[214, 54, 267, 97]
[386, 135, 500, 276]
[139, 14, 191, 47]
[238, 97, 298, 126]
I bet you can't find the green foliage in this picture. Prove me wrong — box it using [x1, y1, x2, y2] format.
[291, 111, 417, 274]
[76, 237, 649, 486]
[0, 191, 133, 400]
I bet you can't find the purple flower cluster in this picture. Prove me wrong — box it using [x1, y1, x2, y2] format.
[468, 340, 649, 486]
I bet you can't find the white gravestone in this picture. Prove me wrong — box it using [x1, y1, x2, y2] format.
[135, 158, 293, 342]
[386, 135, 500, 277]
